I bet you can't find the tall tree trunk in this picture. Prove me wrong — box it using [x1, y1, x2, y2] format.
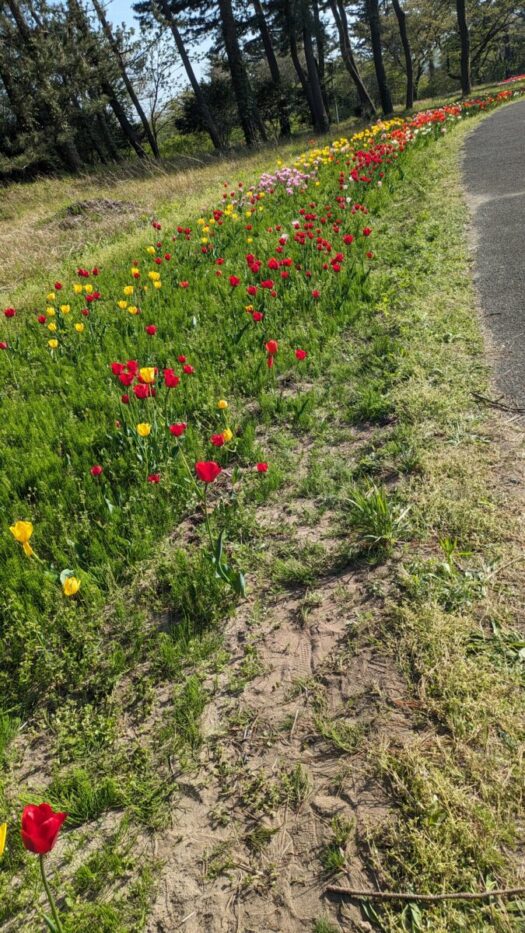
[91, 0, 160, 157]
[330, 0, 376, 116]
[455, 0, 471, 95]
[284, 0, 317, 126]
[365, 0, 393, 115]
[67, 0, 148, 158]
[311, 0, 330, 119]
[217, 0, 266, 146]
[154, 0, 222, 150]
[301, 0, 330, 132]
[252, 0, 290, 137]
[391, 0, 413, 109]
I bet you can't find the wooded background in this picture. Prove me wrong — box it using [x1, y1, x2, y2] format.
[0, 0, 523, 178]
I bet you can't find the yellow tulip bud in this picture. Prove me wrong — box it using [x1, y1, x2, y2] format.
[63, 576, 81, 597]
[139, 367, 156, 384]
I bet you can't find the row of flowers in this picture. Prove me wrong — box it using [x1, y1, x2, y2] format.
[1, 86, 523, 927]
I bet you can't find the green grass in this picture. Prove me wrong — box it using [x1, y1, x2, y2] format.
[1, 88, 524, 930]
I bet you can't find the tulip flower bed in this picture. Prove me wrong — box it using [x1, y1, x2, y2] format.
[1, 87, 525, 931]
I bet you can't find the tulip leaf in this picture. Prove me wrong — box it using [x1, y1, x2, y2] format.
[43, 916, 59, 933]
[231, 571, 247, 597]
[104, 497, 115, 515]
[214, 531, 224, 566]
[59, 569, 74, 585]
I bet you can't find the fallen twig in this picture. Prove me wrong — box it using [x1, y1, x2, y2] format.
[471, 392, 525, 414]
[325, 885, 525, 902]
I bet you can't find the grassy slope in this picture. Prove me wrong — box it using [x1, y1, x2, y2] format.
[1, 97, 524, 931]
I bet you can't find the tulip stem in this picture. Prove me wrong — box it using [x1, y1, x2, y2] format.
[39, 855, 64, 933]
[202, 486, 214, 551]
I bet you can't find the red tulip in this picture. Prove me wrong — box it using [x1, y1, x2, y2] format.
[21, 803, 67, 855]
[311, 290, 320, 299]
[177, 355, 186, 364]
[169, 422, 187, 436]
[4, 307, 15, 318]
[179, 281, 189, 288]
[111, 362, 124, 375]
[256, 462, 268, 473]
[261, 279, 274, 289]
[183, 364, 195, 375]
[252, 311, 263, 322]
[195, 461, 222, 484]
[0, 342, 8, 350]
[121, 394, 130, 404]
[147, 473, 161, 483]
[229, 275, 241, 287]
[362, 227, 372, 236]
[211, 433, 225, 447]
[343, 234, 354, 245]
[295, 349, 308, 361]
[37, 315, 46, 324]
[90, 465, 103, 477]
[133, 384, 154, 399]
[164, 369, 180, 388]
[145, 325, 157, 335]
[118, 372, 134, 386]
[54, 282, 63, 291]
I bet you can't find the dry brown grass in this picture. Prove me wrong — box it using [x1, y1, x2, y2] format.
[0, 137, 317, 305]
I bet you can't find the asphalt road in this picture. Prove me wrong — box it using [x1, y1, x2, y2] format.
[463, 98, 525, 405]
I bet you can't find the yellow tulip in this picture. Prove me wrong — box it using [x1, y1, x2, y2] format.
[9, 521, 34, 557]
[117, 300, 128, 310]
[73, 284, 83, 294]
[139, 367, 155, 384]
[123, 285, 134, 296]
[147, 271, 160, 281]
[127, 305, 139, 315]
[46, 307, 56, 317]
[146, 245, 156, 255]
[153, 280, 162, 289]
[0, 823, 6, 858]
[137, 423, 151, 437]
[63, 576, 80, 597]
[246, 238, 253, 244]
[217, 399, 228, 410]
[222, 428, 233, 443]
[84, 284, 92, 294]
[75, 323, 85, 333]
[48, 339, 58, 349]
[60, 304, 70, 315]
[48, 322, 57, 332]
[46, 292, 55, 302]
